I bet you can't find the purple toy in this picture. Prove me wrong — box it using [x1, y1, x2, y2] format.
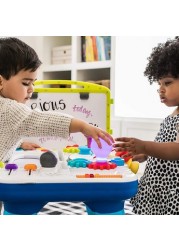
[5, 163, 18, 175]
[90, 138, 113, 162]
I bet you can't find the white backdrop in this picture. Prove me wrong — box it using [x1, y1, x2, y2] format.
[114, 36, 175, 119]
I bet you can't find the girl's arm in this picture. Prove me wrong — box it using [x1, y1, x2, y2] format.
[114, 137, 179, 160]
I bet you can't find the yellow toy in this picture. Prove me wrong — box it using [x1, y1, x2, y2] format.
[126, 159, 139, 174]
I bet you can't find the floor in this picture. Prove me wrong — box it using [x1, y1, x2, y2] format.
[38, 200, 134, 215]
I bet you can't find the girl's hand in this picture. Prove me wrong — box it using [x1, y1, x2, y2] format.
[132, 154, 148, 163]
[114, 137, 146, 156]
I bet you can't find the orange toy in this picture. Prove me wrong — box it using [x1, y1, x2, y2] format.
[24, 164, 37, 175]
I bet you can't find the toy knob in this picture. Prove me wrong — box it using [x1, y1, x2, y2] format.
[5, 163, 18, 170]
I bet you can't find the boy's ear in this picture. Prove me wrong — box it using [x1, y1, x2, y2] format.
[0, 75, 3, 89]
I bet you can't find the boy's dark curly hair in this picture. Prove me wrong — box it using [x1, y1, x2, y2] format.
[0, 37, 42, 80]
[144, 36, 179, 84]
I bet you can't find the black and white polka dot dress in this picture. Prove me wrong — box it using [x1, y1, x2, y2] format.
[131, 115, 179, 214]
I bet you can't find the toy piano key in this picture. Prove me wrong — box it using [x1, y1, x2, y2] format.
[5, 163, 18, 175]
[24, 164, 37, 175]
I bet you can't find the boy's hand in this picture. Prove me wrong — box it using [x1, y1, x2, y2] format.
[81, 123, 114, 148]
[20, 142, 40, 150]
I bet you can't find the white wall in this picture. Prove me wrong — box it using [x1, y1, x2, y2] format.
[114, 36, 175, 119]
[17, 36, 43, 79]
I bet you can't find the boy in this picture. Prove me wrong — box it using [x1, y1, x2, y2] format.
[0, 37, 113, 163]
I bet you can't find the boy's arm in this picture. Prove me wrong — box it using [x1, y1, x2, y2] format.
[70, 118, 114, 148]
[7, 100, 113, 149]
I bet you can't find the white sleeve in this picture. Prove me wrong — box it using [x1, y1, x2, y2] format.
[6, 100, 73, 139]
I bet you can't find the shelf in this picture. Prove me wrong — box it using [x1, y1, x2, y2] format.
[43, 71, 71, 80]
[43, 60, 111, 73]
[22, 36, 115, 88]
[76, 61, 111, 70]
[76, 68, 110, 82]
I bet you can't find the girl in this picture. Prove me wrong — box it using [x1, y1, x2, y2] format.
[114, 37, 179, 215]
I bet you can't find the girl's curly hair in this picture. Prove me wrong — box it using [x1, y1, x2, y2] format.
[144, 36, 179, 84]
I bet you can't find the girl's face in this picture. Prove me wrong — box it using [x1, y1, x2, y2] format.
[157, 77, 179, 107]
[0, 70, 37, 103]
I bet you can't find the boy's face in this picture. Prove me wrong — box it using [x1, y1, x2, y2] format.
[0, 70, 37, 103]
[158, 76, 179, 107]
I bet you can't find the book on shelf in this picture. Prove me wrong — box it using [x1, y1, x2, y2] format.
[91, 36, 98, 61]
[81, 36, 111, 62]
[85, 36, 94, 62]
[81, 36, 86, 62]
[99, 36, 106, 61]
[103, 36, 111, 60]
[96, 36, 101, 61]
